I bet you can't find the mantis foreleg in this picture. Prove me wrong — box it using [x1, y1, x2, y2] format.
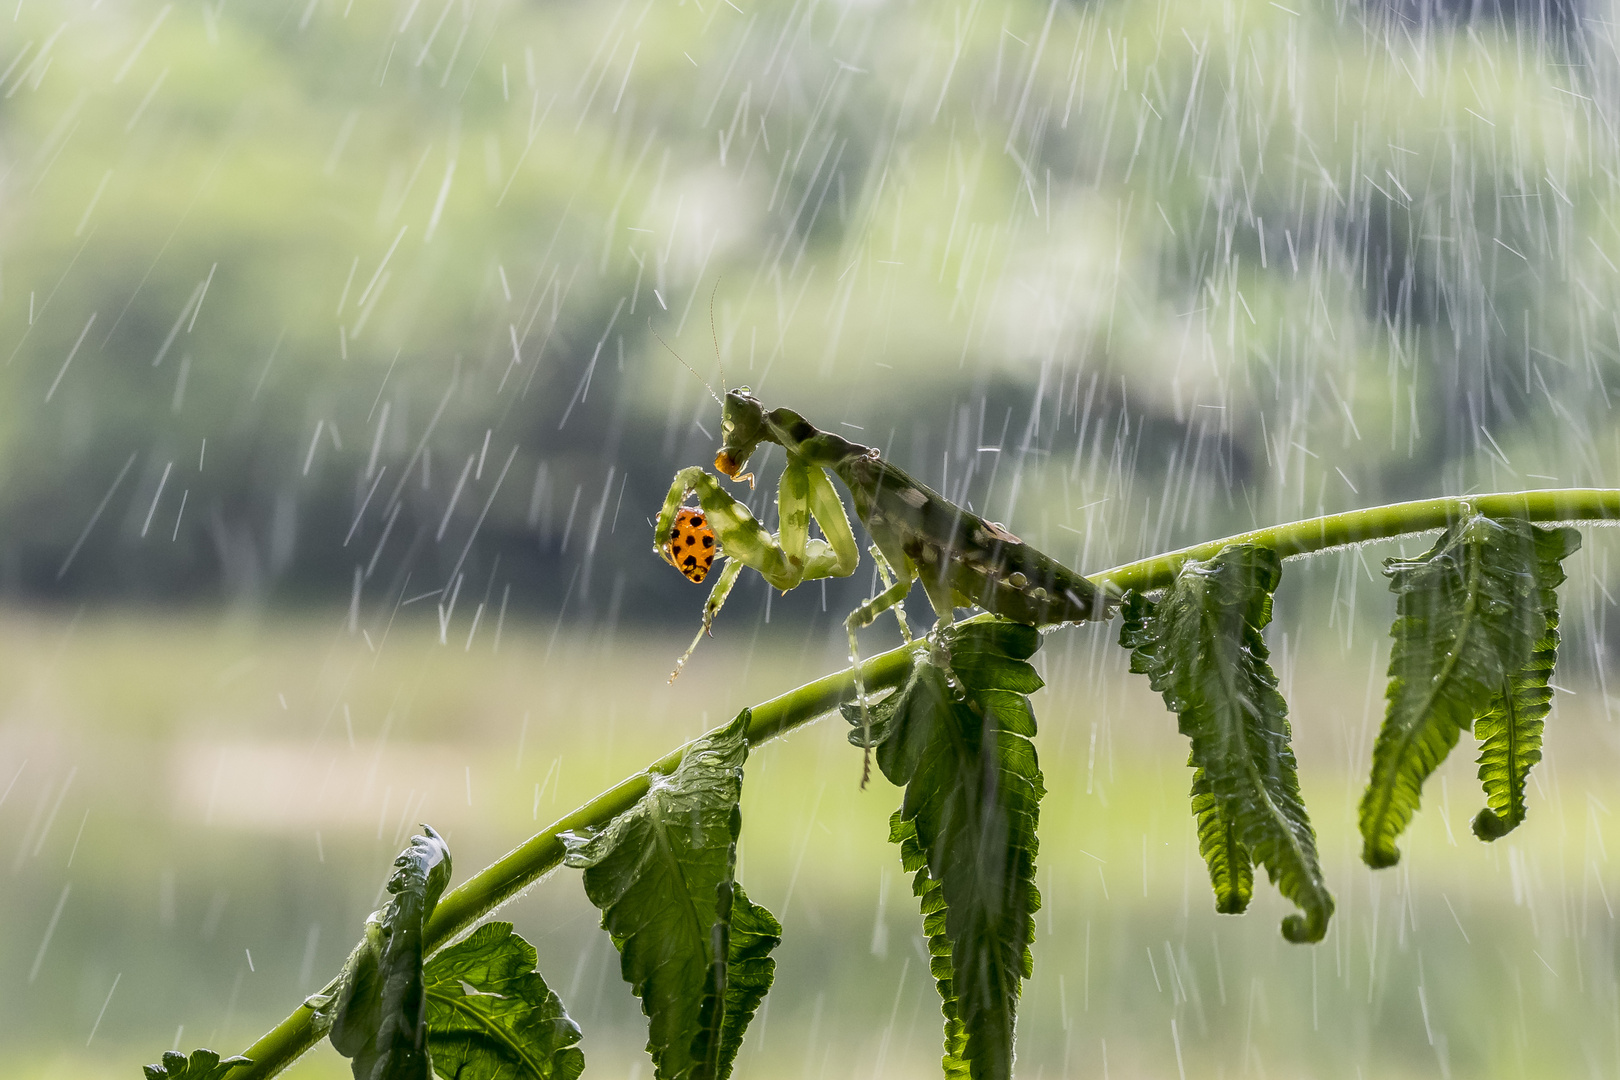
[668, 558, 743, 681]
[656, 460, 861, 677]
[656, 464, 858, 590]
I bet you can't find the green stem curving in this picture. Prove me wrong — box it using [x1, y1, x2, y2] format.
[232, 487, 1620, 1078]
[1092, 489, 1620, 594]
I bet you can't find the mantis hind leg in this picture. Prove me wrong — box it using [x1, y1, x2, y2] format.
[867, 545, 911, 644]
[844, 558, 919, 788]
[669, 558, 744, 682]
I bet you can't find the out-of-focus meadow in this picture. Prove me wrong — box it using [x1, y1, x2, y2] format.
[8, 0, 1620, 1076]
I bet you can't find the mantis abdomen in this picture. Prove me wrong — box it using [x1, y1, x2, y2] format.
[838, 454, 1113, 627]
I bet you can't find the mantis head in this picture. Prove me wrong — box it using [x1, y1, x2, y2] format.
[714, 387, 768, 482]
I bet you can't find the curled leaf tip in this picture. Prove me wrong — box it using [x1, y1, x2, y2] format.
[1471, 808, 1514, 841]
[1362, 839, 1401, 870]
[1282, 908, 1331, 944]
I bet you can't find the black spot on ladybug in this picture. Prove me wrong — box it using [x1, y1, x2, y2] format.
[683, 555, 698, 568]
[703, 535, 714, 547]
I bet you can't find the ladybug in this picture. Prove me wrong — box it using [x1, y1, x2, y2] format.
[665, 506, 717, 583]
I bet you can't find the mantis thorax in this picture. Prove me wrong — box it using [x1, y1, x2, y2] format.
[715, 388, 871, 479]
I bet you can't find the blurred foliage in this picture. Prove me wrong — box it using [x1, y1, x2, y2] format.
[4, 0, 1620, 621]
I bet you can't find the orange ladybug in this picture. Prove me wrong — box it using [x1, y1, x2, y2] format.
[664, 506, 717, 583]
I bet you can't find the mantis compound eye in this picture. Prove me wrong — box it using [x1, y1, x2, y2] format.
[664, 506, 717, 583]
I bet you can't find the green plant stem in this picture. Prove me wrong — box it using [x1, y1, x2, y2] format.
[233, 487, 1619, 1078]
[1093, 488, 1620, 594]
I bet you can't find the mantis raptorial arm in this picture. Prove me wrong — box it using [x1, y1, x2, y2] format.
[656, 465, 858, 591]
[668, 558, 744, 681]
[656, 460, 861, 679]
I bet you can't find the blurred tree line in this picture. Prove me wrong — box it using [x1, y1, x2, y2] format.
[2, 0, 1619, 630]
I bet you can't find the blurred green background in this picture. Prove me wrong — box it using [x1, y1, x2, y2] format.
[7, 0, 1620, 1075]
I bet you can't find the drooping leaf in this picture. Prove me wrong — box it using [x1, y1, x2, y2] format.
[561, 709, 778, 1080]
[1360, 515, 1580, 867]
[312, 825, 453, 1080]
[140, 1049, 252, 1080]
[1470, 523, 1577, 840]
[846, 620, 1044, 1080]
[1119, 544, 1332, 943]
[423, 921, 586, 1080]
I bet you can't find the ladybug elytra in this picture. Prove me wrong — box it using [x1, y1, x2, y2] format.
[664, 506, 717, 583]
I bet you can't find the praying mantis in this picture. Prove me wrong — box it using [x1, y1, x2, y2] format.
[654, 386, 1119, 781]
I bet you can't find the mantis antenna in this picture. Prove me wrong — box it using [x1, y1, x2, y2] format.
[650, 320, 723, 406]
[651, 280, 731, 402]
[707, 279, 725, 391]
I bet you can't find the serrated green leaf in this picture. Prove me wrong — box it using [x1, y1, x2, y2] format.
[1471, 650, 1553, 841]
[561, 709, 778, 1080]
[1360, 515, 1580, 867]
[1122, 591, 1255, 918]
[422, 922, 585, 1080]
[693, 887, 780, 1080]
[1189, 766, 1252, 914]
[868, 621, 1045, 1080]
[316, 826, 453, 1080]
[1472, 524, 1578, 840]
[946, 621, 1044, 696]
[140, 1049, 252, 1080]
[1120, 544, 1332, 943]
[891, 810, 969, 1080]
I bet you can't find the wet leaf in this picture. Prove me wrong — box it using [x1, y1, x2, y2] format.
[1471, 638, 1559, 841]
[562, 709, 778, 1080]
[1361, 515, 1580, 867]
[140, 1049, 252, 1080]
[1120, 544, 1332, 943]
[860, 621, 1045, 1080]
[1188, 767, 1253, 916]
[704, 884, 781, 1076]
[423, 921, 586, 1080]
[314, 826, 453, 1080]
